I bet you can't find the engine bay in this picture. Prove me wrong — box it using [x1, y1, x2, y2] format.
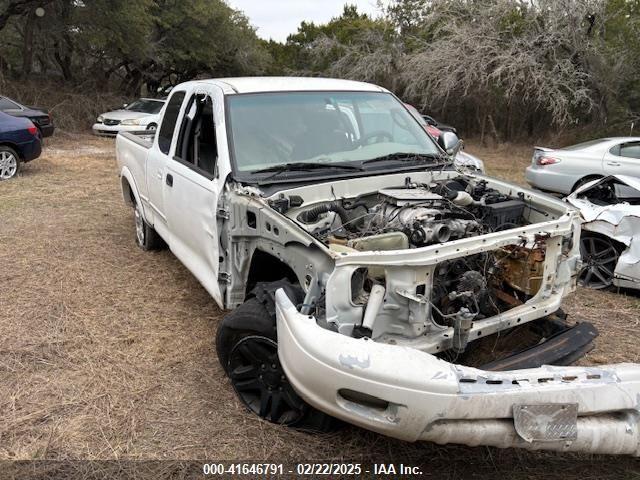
[294, 176, 530, 250]
[273, 175, 552, 352]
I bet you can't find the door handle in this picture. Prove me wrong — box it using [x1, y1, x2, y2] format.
[166, 173, 173, 187]
[606, 161, 621, 166]
[156, 170, 162, 179]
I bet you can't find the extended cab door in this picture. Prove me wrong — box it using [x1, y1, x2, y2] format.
[145, 90, 186, 237]
[163, 85, 224, 305]
[603, 140, 640, 176]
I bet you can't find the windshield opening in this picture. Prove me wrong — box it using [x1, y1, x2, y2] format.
[125, 99, 164, 114]
[226, 91, 441, 176]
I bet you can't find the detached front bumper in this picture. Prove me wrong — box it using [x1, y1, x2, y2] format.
[276, 290, 640, 455]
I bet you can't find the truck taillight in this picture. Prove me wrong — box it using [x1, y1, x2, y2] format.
[27, 123, 38, 136]
[536, 156, 560, 166]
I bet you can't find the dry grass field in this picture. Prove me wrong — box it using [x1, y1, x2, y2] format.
[1, 135, 639, 478]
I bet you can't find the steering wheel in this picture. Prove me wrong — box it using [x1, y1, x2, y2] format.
[359, 130, 393, 146]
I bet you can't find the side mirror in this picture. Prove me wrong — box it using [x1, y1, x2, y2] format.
[122, 103, 129, 109]
[437, 131, 461, 156]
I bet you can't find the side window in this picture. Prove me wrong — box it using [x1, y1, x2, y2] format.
[0, 97, 21, 110]
[619, 141, 640, 160]
[175, 94, 218, 178]
[158, 91, 186, 155]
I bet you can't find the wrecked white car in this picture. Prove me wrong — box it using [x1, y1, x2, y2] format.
[567, 175, 640, 290]
[115, 77, 640, 456]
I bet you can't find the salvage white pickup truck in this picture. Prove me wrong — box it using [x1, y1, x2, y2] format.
[116, 77, 640, 455]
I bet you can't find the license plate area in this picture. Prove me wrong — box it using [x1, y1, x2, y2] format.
[513, 403, 578, 442]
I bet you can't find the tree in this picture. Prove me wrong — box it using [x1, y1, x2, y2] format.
[0, 0, 269, 94]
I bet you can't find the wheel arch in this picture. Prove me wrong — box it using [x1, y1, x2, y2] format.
[580, 229, 626, 253]
[119, 166, 143, 208]
[572, 174, 603, 193]
[0, 141, 22, 160]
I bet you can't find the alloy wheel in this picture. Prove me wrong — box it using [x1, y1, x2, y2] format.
[579, 235, 618, 289]
[227, 335, 306, 425]
[0, 151, 18, 180]
[134, 204, 145, 246]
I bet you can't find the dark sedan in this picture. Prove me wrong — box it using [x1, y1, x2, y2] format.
[0, 95, 54, 137]
[0, 111, 42, 180]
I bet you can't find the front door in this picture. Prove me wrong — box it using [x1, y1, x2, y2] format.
[163, 85, 223, 305]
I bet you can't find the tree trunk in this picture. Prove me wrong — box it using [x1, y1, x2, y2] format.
[21, 8, 35, 78]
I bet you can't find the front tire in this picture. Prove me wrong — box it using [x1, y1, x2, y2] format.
[134, 202, 163, 250]
[578, 234, 619, 289]
[216, 286, 335, 431]
[146, 123, 158, 132]
[0, 146, 20, 180]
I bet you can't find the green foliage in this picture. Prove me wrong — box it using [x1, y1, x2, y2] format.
[0, 0, 269, 94]
[0, 0, 638, 139]
[264, 4, 390, 74]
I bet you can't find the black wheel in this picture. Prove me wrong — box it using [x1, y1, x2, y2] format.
[216, 291, 335, 431]
[228, 335, 307, 424]
[134, 202, 164, 250]
[147, 123, 158, 131]
[0, 145, 20, 180]
[578, 234, 618, 289]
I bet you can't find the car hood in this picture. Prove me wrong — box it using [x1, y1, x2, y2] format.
[565, 175, 640, 223]
[100, 110, 156, 121]
[454, 150, 485, 172]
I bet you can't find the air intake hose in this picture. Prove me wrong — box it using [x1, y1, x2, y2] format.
[298, 201, 351, 227]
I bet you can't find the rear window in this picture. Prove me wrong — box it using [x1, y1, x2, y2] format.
[158, 91, 185, 155]
[0, 97, 21, 110]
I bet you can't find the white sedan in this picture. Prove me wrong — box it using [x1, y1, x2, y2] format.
[526, 137, 640, 194]
[566, 175, 640, 290]
[92, 98, 165, 136]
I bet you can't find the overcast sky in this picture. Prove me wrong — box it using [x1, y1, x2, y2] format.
[227, 0, 386, 42]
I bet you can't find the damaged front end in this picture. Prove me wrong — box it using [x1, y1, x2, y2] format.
[277, 292, 640, 455]
[261, 171, 640, 455]
[566, 175, 640, 290]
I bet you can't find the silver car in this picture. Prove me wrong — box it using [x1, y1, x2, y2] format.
[525, 137, 640, 194]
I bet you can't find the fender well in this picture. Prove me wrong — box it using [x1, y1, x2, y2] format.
[121, 176, 136, 206]
[245, 250, 298, 295]
[0, 141, 21, 159]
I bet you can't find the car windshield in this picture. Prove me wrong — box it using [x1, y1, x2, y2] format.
[125, 99, 164, 114]
[227, 91, 441, 175]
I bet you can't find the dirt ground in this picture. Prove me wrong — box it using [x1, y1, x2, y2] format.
[1, 135, 639, 478]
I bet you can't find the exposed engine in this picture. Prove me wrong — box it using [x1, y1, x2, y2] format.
[292, 176, 528, 249]
[264, 176, 545, 355]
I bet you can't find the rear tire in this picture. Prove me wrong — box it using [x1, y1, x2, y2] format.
[216, 285, 335, 431]
[0, 146, 20, 180]
[134, 202, 164, 250]
[147, 123, 158, 132]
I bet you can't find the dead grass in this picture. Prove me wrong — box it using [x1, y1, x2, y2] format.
[1, 137, 639, 478]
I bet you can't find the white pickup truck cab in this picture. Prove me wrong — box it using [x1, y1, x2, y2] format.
[116, 77, 640, 455]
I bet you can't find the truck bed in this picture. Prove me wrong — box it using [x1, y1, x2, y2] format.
[119, 131, 155, 149]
